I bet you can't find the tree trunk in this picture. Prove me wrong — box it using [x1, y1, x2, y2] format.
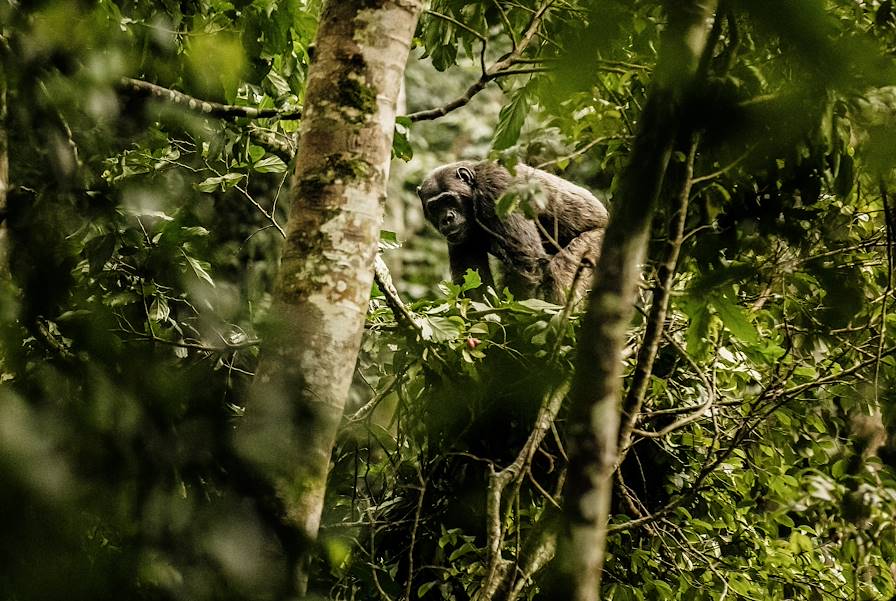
[547, 2, 717, 600]
[236, 0, 422, 594]
[0, 56, 9, 279]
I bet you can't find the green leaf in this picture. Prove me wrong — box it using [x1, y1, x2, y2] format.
[793, 365, 817, 379]
[711, 295, 760, 344]
[84, 233, 117, 274]
[149, 297, 170, 322]
[184, 254, 216, 287]
[492, 87, 529, 151]
[652, 581, 674, 597]
[109, 291, 141, 307]
[789, 531, 813, 554]
[515, 298, 561, 313]
[448, 541, 477, 562]
[379, 230, 401, 250]
[430, 43, 457, 72]
[685, 302, 711, 358]
[420, 315, 463, 342]
[247, 144, 266, 163]
[495, 190, 521, 218]
[253, 155, 288, 173]
[196, 173, 244, 192]
[461, 269, 482, 292]
[417, 582, 437, 597]
[392, 124, 413, 161]
[181, 226, 210, 238]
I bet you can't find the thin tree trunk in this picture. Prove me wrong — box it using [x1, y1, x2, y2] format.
[616, 136, 698, 460]
[546, 2, 717, 599]
[236, 0, 422, 594]
[0, 57, 9, 279]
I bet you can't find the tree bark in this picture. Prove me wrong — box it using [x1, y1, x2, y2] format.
[546, 2, 718, 600]
[0, 55, 9, 279]
[236, 0, 422, 594]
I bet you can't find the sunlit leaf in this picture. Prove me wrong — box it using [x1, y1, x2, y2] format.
[253, 155, 288, 173]
[184, 254, 215, 287]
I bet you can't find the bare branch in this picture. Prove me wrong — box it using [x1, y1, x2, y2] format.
[234, 184, 287, 238]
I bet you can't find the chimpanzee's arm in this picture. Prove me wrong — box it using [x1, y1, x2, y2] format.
[448, 242, 494, 288]
[472, 196, 548, 298]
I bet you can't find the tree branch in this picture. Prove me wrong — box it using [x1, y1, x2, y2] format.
[373, 254, 421, 335]
[121, 77, 302, 120]
[478, 378, 571, 601]
[406, 1, 555, 123]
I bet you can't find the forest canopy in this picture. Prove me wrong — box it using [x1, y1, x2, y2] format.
[3, 1, 896, 600]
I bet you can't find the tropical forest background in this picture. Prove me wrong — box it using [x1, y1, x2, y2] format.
[3, 1, 896, 600]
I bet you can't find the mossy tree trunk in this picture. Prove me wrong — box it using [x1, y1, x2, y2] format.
[238, 0, 422, 593]
[546, 2, 718, 599]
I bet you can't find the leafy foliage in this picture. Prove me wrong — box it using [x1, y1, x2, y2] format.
[4, 0, 896, 600]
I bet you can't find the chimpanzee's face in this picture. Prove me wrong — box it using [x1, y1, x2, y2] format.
[417, 165, 477, 245]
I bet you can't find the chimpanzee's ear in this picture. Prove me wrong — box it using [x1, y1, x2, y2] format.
[416, 185, 423, 199]
[456, 166, 475, 185]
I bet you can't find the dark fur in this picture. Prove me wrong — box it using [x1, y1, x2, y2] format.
[418, 160, 608, 302]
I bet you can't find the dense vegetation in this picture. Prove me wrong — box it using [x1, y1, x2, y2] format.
[3, 1, 896, 599]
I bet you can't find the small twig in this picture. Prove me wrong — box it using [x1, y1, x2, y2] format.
[404, 470, 427, 601]
[536, 135, 628, 170]
[874, 181, 893, 410]
[596, 59, 651, 71]
[424, 9, 487, 41]
[630, 394, 713, 438]
[234, 184, 287, 238]
[691, 144, 756, 184]
[121, 77, 302, 120]
[117, 329, 261, 352]
[492, 0, 518, 50]
[365, 507, 396, 601]
[527, 469, 562, 509]
[628, 331, 716, 440]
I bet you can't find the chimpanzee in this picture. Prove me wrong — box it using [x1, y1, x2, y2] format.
[417, 160, 608, 302]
